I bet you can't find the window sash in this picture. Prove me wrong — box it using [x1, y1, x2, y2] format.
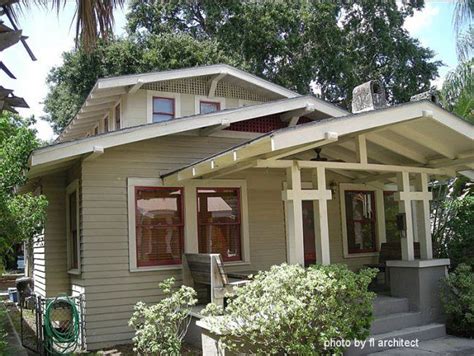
[153, 97, 175, 115]
[344, 190, 377, 254]
[199, 100, 220, 114]
[104, 117, 109, 133]
[115, 104, 121, 130]
[197, 187, 242, 261]
[134, 186, 184, 266]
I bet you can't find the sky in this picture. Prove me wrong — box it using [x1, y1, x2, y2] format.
[1, 1, 461, 142]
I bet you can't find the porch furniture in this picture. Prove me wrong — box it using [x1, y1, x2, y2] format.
[365, 242, 421, 284]
[226, 270, 259, 280]
[182, 253, 249, 307]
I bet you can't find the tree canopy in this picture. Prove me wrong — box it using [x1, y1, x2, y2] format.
[44, 0, 441, 134]
[0, 113, 47, 267]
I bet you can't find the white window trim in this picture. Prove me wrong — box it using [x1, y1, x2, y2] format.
[66, 179, 81, 275]
[340, 183, 384, 259]
[127, 177, 250, 272]
[114, 101, 122, 130]
[146, 90, 181, 124]
[194, 95, 226, 115]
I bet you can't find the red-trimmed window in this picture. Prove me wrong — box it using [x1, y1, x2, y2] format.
[153, 97, 175, 123]
[344, 190, 377, 253]
[200, 101, 220, 114]
[197, 188, 241, 261]
[135, 187, 184, 266]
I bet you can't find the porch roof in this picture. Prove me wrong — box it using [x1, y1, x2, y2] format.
[162, 100, 474, 183]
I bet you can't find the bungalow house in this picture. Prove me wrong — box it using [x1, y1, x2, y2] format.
[26, 64, 473, 352]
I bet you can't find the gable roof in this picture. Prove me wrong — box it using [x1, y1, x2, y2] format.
[29, 95, 348, 178]
[162, 100, 474, 183]
[58, 64, 306, 142]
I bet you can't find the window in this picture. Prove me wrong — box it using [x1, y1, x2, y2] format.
[94, 126, 98, 136]
[66, 180, 80, 273]
[135, 187, 184, 266]
[115, 104, 121, 130]
[197, 188, 241, 261]
[384, 191, 399, 243]
[153, 97, 175, 123]
[302, 201, 316, 267]
[104, 116, 109, 133]
[344, 190, 377, 253]
[200, 101, 220, 114]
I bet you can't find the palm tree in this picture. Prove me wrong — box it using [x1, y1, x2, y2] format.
[3, 0, 125, 51]
[453, 0, 474, 61]
[441, 59, 473, 123]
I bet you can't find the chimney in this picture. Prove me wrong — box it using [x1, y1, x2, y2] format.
[410, 89, 439, 104]
[351, 80, 387, 113]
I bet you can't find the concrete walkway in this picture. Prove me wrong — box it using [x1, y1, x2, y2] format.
[368, 336, 474, 355]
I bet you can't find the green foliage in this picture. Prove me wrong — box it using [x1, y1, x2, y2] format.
[0, 113, 48, 264]
[441, 264, 474, 337]
[44, 0, 441, 133]
[0, 308, 7, 355]
[43, 34, 238, 133]
[128, 277, 197, 355]
[442, 196, 474, 269]
[441, 60, 473, 123]
[202, 263, 377, 354]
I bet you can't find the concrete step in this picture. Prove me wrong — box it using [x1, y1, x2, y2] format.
[345, 323, 446, 355]
[373, 296, 409, 317]
[370, 311, 422, 335]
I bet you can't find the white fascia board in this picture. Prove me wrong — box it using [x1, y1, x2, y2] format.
[96, 64, 299, 98]
[30, 96, 316, 168]
[270, 101, 473, 151]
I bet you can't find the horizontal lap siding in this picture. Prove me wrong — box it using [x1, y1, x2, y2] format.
[34, 174, 69, 297]
[81, 135, 245, 350]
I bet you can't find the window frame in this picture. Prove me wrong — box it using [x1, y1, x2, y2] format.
[66, 179, 81, 274]
[194, 95, 225, 115]
[103, 115, 109, 133]
[340, 183, 385, 258]
[134, 186, 185, 267]
[196, 187, 242, 262]
[146, 91, 181, 124]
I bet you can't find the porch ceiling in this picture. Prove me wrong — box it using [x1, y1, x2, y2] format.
[162, 101, 474, 184]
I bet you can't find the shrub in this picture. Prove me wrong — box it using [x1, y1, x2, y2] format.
[441, 263, 474, 337]
[128, 277, 197, 355]
[203, 263, 377, 354]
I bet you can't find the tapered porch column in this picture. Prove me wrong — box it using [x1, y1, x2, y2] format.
[282, 162, 305, 265]
[312, 167, 332, 265]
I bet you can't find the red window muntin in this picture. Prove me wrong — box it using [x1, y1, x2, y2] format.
[197, 187, 242, 262]
[344, 190, 377, 254]
[152, 96, 175, 122]
[199, 100, 220, 114]
[135, 186, 184, 266]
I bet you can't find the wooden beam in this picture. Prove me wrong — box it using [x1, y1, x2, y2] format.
[208, 73, 226, 97]
[389, 127, 456, 159]
[90, 87, 127, 99]
[366, 133, 428, 164]
[86, 95, 121, 107]
[80, 102, 112, 113]
[356, 134, 368, 164]
[263, 134, 338, 161]
[199, 120, 231, 136]
[128, 79, 143, 94]
[83, 146, 104, 162]
[428, 152, 474, 168]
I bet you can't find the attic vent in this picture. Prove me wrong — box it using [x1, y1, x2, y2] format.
[351, 80, 387, 113]
[410, 90, 439, 104]
[141, 77, 271, 102]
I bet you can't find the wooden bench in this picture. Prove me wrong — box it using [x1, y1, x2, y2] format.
[182, 253, 249, 307]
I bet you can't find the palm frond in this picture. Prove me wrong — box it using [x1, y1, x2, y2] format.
[453, 0, 474, 34]
[2, 0, 125, 51]
[456, 26, 474, 62]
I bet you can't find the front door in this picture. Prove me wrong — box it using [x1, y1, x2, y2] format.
[302, 201, 316, 266]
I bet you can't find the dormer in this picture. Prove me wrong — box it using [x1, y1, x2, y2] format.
[57, 64, 300, 142]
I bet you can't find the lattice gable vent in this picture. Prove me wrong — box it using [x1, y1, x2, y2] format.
[141, 76, 271, 102]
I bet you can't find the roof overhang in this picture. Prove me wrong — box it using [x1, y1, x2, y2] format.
[58, 64, 313, 142]
[28, 95, 347, 178]
[162, 101, 474, 184]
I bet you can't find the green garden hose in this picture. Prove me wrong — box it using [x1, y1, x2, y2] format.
[43, 296, 81, 355]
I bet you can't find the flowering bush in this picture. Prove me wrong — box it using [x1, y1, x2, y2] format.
[129, 277, 197, 355]
[441, 263, 474, 337]
[203, 263, 377, 354]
